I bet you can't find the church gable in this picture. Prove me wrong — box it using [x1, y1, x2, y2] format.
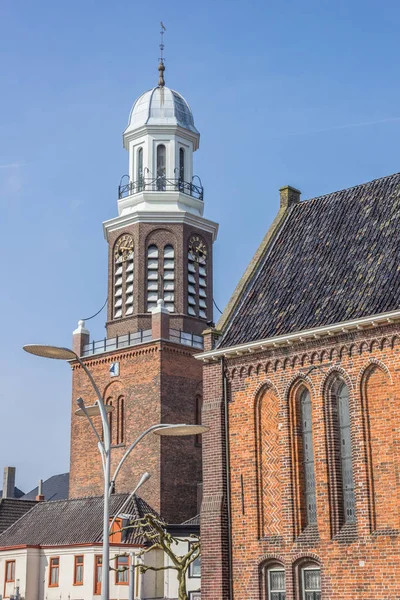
[220, 172, 400, 348]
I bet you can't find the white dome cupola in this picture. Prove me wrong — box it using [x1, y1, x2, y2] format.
[118, 61, 203, 219]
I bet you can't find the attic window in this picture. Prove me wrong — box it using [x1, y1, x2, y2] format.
[109, 516, 123, 544]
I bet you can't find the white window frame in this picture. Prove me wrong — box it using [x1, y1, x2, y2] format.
[301, 565, 321, 600]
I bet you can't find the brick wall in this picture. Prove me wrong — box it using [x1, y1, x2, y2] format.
[69, 339, 202, 523]
[201, 323, 400, 599]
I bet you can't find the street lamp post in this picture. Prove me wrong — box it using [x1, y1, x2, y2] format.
[23, 344, 208, 600]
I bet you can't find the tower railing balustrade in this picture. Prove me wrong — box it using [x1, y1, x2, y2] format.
[81, 327, 204, 357]
[118, 176, 204, 201]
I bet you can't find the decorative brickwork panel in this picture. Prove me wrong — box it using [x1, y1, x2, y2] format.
[257, 387, 282, 537]
[363, 365, 400, 531]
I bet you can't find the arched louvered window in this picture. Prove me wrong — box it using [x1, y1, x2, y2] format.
[300, 389, 317, 525]
[137, 147, 143, 191]
[179, 148, 185, 181]
[337, 382, 355, 523]
[157, 144, 166, 190]
[114, 234, 134, 319]
[147, 245, 159, 311]
[163, 245, 175, 312]
[187, 235, 207, 319]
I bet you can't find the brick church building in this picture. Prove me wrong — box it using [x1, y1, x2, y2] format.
[69, 63, 218, 524]
[198, 176, 400, 599]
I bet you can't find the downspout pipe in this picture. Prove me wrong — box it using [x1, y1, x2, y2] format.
[222, 356, 233, 599]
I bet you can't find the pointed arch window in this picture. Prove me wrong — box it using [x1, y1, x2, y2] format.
[147, 245, 159, 311]
[113, 234, 134, 319]
[163, 245, 175, 312]
[327, 379, 355, 527]
[300, 389, 317, 525]
[156, 144, 166, 190]
[137, 147, 143, 191]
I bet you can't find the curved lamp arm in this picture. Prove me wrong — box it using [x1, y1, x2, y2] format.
[110, 424, 172, 495]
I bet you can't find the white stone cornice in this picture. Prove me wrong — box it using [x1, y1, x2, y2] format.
[195, 309, 400, 361]
[103, 210, 219, 241]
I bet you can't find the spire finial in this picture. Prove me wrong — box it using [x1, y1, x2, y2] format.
[158, 22, 166, 87]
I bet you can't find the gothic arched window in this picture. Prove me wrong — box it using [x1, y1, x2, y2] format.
[300, 388, 317, 525]
[147, 245, 159, 311]
[156, 144, 166, 190]
[113, 234, 134, 319]
[187, 235, 207, 319]
[337, 382, 355, 523]
[163, 245, 175, 312]
[137, 147, 143, 191]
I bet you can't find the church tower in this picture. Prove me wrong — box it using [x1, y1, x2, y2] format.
[68, 61, 218, 523]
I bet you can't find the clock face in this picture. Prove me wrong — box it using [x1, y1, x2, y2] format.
[189, 235, 207, 263]
[115, 234, 134, 262]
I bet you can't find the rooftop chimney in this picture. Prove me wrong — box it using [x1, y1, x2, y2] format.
[36, 479, 45, 502]
[3, 467, 16, 499]
[279, 185, 301, 210]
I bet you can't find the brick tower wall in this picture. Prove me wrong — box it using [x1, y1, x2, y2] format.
[69, 340, 202, 523]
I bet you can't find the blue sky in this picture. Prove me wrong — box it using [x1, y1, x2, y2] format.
[1, 0, 399, 492]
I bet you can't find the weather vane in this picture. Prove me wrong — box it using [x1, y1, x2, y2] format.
[158, 22, 166, 87]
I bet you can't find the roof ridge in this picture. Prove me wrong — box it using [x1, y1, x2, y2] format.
[301, 171, 400, 205]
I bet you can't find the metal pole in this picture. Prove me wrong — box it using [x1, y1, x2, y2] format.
[129, 552, 135, 600]
[74, 356, 110, 600]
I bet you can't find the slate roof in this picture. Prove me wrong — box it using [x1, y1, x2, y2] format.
[182, 514, 200, 526]
[0, 499, 37, 534]
[22, 472, 69, 502]
[220, 172, 400, 348]
[0, 487, 25, 499]
[0, 493, 158, 547]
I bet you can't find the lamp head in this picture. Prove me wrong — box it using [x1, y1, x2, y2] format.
[153, 424, 208, 436]
[23, 345, 77, 361]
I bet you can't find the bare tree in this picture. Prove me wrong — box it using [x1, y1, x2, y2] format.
[112, 513, 200, 600]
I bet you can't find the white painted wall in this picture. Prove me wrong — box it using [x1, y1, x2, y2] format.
[163, 538, 201, 600]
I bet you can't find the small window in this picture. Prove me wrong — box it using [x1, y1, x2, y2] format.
[189, 545, 201, 578]
[179, 147, 185, 181]
[74, 555, 84, 585]
[116, 555, 129, 584]
[94, 555, 102, 595]
[49, 556, 60, 587]
[137, 147, 143, 190]
[5, 560, 15, 582]
[268, 568, 285, 600]
[301, 567, 321, 600]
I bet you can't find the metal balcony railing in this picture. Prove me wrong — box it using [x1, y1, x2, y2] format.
[169, 329, 204, 350]
[82, 330, 152, 357]
[81, 328, 203, 357]
[118, 176, 204, 201]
